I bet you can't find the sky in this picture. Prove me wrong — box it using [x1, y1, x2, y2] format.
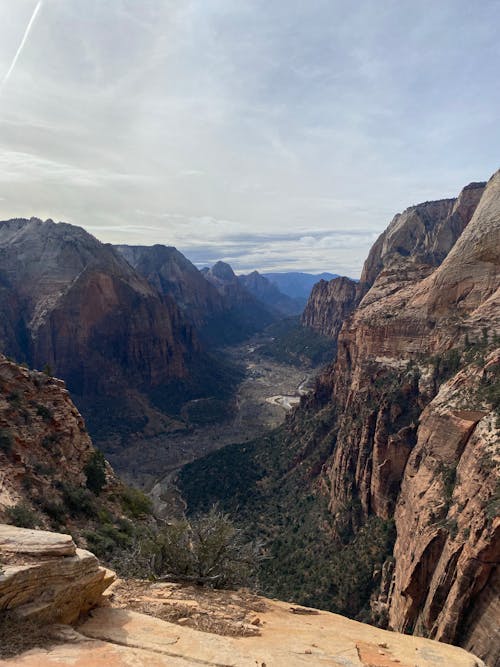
[0, 1, 499, 276]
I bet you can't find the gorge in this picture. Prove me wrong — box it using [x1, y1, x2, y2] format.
[0, 171, 499, 666]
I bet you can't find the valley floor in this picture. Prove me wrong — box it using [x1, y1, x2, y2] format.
[105, 333, 317, 517]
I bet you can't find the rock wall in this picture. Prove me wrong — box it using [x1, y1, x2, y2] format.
[294, 172, 499, 662]
[301, 276, 358, 339]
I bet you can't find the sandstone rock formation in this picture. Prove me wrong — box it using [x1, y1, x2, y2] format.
[0, 545, 485, 666]
[301, 276, 358, 339]
[178, 170, 500, 665]
[0, 525, 114, 625]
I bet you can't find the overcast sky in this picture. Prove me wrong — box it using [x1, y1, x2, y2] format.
[0, 1, 498, 276]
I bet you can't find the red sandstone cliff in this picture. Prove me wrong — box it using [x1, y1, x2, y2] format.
[297, 172, 499, 662]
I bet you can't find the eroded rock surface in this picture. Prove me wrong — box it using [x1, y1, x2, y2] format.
[2, 583, 485, 667]
[301, 276, 358, 339]
[0, 525, 114, 625]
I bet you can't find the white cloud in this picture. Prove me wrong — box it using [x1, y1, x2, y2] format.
[0, 0, 498, 274]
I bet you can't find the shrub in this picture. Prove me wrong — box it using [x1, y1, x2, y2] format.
[84, 450, 107, 495]
[0, 429, 13, 455]
[61, 484, 96, 517]
[6, 503, 38, 529]
[36, 404, 53, 421]
[120, 487, 153, 518]
[154, 506, 262, 588]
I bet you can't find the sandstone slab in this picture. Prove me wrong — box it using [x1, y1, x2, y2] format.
[0, 525, 76, 557]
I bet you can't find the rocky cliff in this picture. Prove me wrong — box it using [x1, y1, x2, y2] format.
[0, 526, 485, 666]
[0, 219, 244, 455]
[178, 171, 499, 665]
[301, 276, 358, 339]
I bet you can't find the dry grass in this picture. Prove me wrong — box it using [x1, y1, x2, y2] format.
[109, 579, 268, 638]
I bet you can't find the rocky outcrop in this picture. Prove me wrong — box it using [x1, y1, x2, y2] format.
[360, 181, 486, 292]
[0, 353, 102, 519]
[301, 276, 358, 339]
[0, 525, 114, 625]
[1, 574, 485, 666]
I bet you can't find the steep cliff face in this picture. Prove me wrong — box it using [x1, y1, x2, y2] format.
[115, 244, 227, 330]
[0, 219, 194, 387]
[387, 352, 499, 665]
[360, 181, 486, 291]
[0, 219, 228, 450]
[301, 276, 358, 339]
[179, 171, 499, 664]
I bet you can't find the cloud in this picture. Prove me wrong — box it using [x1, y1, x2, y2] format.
[0, 1, 499, 274]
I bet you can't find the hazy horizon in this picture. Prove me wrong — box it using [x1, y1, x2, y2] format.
[0, 1, 499, 275]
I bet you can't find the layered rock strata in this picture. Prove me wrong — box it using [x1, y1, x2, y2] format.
[0, 525, 114, 624]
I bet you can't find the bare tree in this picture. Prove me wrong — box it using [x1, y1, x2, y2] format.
[154, 506, 263, 588]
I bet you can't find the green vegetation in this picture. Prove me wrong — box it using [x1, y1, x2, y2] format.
[6, 503, 38, 529]
[149, 352, 243, 418]
[259, 317, 336, 367]
[178, 416, 396, 617]
[119, 486, 153, 518]
[84, 450, 107, 495]
[61, 483, 97, 518]
[0, 429, 13, 455]
[183, 397, 232, 425]
[35, 404, 53, 421]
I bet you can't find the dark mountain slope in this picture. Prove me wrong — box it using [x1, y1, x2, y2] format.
[0, 219, 239, 456]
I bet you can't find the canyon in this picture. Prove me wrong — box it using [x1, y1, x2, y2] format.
[0, 171, 498, 665]
[177, 171, 500, 665]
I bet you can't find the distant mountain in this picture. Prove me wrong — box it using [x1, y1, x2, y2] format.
[115, 244, 227, 331]
[201, 261, 276, 340]
[263, 272, 340, 302]
[116, 248, 278, 344]
[0, 219, 240, 456]
[238, 270, 303, 316]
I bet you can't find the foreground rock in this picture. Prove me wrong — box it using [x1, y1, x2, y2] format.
[3, 584, 485, 666]
[0, 525, 114, 625]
